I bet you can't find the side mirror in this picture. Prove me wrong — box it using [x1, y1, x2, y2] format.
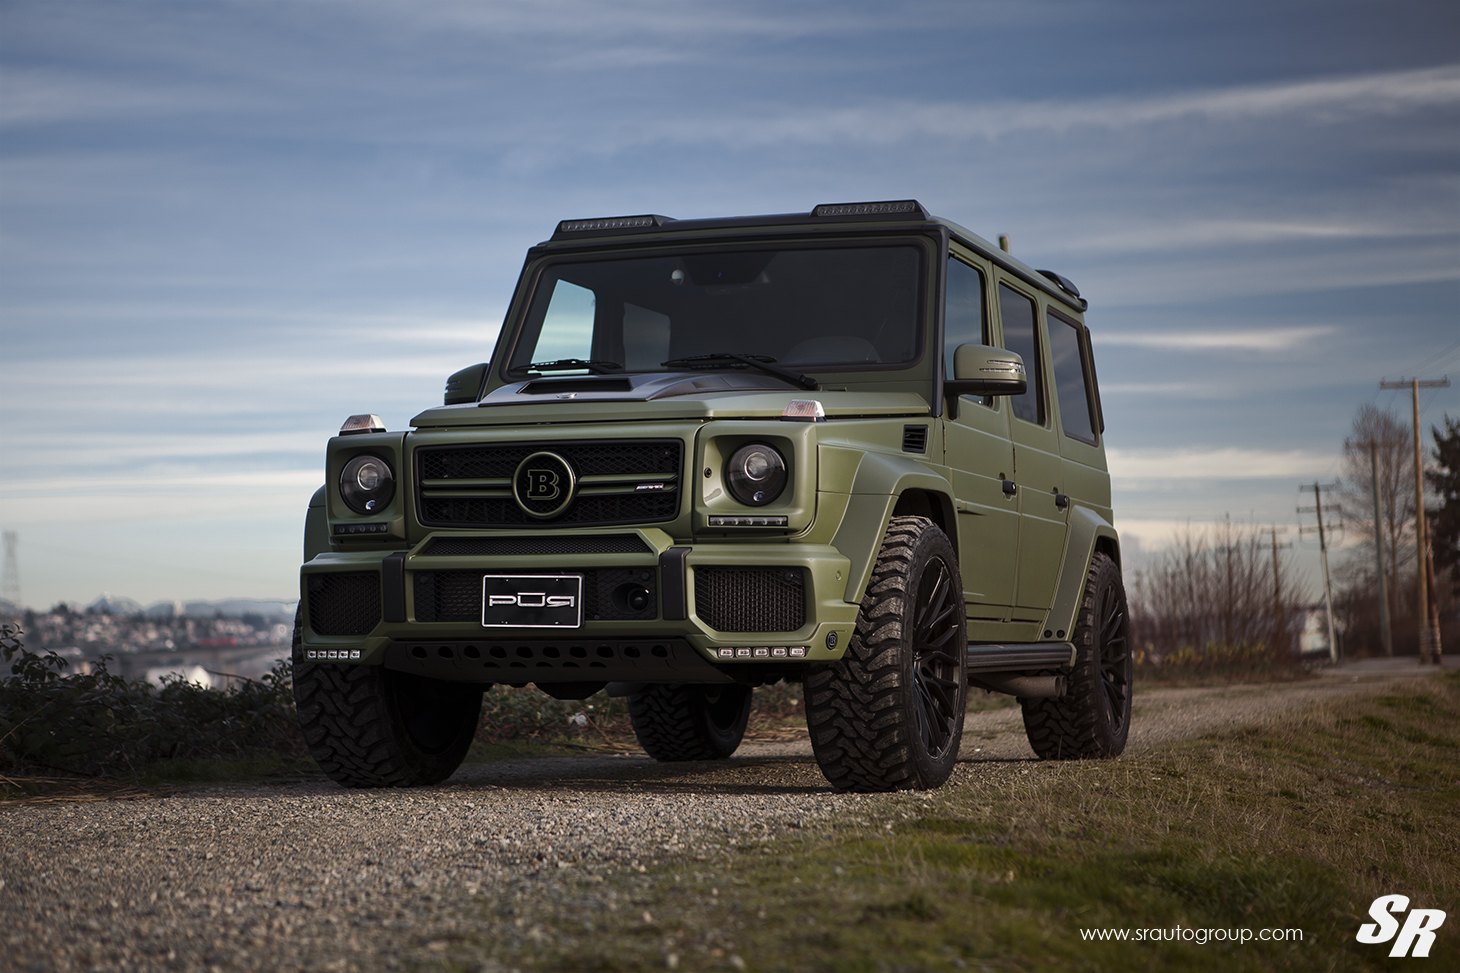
[946, 344, 1027, 397]
[444, 363, 488, 405]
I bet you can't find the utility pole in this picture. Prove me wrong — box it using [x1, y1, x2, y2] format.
[1366, 442, 1394, 656]
[1, 531, 19, 610]
[1380, 376, 1450, 663]
[1298, 483, 1341, 663]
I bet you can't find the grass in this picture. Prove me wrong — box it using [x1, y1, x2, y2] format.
[447, 672, 1460, 973]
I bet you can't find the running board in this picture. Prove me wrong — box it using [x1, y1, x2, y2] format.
[965, 642, 1075, 672]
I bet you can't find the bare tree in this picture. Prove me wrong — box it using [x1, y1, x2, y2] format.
[1336, 403, 1415, 609]
[1130, 518, 1299, 658]
[1332, 403, 1421, 653]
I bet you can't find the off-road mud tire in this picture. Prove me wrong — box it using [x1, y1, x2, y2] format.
[1021, 552, 1131, 759]
[804, 515, 968, 792]
[291, 612, 483, 787]
[628, 683, 752, 761]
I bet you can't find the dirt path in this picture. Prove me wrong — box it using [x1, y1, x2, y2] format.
[1, 661, 1451, 972]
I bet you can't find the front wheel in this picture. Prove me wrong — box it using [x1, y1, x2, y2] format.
[628, 684, 752, 761]
[291, 612, 483, 787]
[804, 515, 968, 792]
[1021, 552, 1132, 759]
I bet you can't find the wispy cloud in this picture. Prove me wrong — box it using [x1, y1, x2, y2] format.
[1106, 447, 1334, 481]
[1097, 326, 1336, 353]
[609, 63, 1460, 152]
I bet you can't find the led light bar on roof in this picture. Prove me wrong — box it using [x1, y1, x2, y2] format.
[554, 214, 673, 235]
[812, 199, 928, 219]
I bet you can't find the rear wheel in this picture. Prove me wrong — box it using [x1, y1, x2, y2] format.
[291, 612, 483, 787]
[804, 516, 967, 791]
[1021, 552, 1131, 759]
[628, 684, 752, 761]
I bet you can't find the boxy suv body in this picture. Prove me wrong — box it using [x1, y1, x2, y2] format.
[294, 200, 1130, 791]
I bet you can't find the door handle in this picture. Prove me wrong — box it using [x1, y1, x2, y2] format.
[1001, 478, 1017, 498]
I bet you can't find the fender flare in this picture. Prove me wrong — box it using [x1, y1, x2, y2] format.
[303, 486, 329, 564]
[1045, 505, 1121, 636]
[828, 450, 956, 605]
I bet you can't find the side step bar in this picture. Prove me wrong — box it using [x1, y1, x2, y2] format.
[966, 642, 1074, 672]
[966, 642, 1074, 699]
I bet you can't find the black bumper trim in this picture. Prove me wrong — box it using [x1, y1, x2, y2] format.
[384, 638, 732, 686]
[659, 546, 690, 620]
[382, 553, 407, 623]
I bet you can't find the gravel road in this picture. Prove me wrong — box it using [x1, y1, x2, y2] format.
[2, 661, 1451, 973]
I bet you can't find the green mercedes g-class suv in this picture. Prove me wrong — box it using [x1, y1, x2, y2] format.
[294, 199, 1129, 792]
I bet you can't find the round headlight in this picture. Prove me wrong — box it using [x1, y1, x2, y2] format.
[340, 454, 395, 515]
[725, 443, 787, 506]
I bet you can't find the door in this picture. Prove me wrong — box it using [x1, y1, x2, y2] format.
[941, 255, 1019, 622]
[998, 281, 1070, 619]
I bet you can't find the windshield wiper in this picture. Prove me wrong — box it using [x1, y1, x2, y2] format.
[520, 358, 624, 375]
[660, 353, 820, 391]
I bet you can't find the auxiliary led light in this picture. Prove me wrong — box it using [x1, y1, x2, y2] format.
[717, 646, 809, 660]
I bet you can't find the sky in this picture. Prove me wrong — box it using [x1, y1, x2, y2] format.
[2, 0, 1458, 610]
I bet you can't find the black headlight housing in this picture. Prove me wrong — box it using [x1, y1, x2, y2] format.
[340, 454, 396, 514]
[725, 443, 787, 506]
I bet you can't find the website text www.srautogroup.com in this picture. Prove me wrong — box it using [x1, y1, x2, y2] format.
[1079, 926, 1304, 946]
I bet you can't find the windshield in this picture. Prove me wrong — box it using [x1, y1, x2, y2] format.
[507, 243, 923, 376]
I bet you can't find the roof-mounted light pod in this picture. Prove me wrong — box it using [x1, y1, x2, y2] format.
[552, 214, 675, 238]
[812, 199, 928, 219]
[339, 414, 386, 436]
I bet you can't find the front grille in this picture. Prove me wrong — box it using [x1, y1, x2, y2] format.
[414, 568, 657, 623]
[417, 440, 682, 529]
[307, 572, 380, 636]
[419, 535, 650, 557]
[694, 567, 807, 633]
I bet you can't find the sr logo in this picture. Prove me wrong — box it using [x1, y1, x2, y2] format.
[512, 451, 576, 518]
[1357, 894, 1446, 958]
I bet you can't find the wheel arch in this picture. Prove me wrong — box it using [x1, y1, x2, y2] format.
[828, 451, 957, 605]
[1046, 506, 1122, 637]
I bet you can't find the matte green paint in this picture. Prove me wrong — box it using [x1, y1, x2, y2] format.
[298, 203, 1120, 689]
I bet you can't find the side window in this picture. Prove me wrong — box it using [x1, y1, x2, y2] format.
[997, 283, 1044, 425]
[944, 258, 986, 376]
[1048, 311, 1098, 445]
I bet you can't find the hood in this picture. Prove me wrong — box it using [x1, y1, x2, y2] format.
[411, 371, 931, 428]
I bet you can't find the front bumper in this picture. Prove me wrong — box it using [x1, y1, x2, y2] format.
[299, 528, 858, 684]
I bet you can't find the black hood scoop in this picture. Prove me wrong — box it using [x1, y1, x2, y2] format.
[487, 371, 799, 405]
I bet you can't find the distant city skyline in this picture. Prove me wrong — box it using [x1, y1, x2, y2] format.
[2, 0, 1458, 608]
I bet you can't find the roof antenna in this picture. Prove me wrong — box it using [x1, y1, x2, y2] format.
[998, 234, 1011, 253]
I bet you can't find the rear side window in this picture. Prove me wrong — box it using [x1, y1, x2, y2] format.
[1048, 311, 1098, 445]
[997, 284, 1043, 425]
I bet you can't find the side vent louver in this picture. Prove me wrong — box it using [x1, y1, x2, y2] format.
[902, 424, 928, 454]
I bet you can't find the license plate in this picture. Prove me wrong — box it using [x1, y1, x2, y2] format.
[481, 574, 583, 629]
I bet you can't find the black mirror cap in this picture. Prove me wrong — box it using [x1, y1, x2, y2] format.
[444, 362, 489, 405]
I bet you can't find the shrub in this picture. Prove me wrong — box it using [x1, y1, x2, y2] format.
[0, 623, 305, 778]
